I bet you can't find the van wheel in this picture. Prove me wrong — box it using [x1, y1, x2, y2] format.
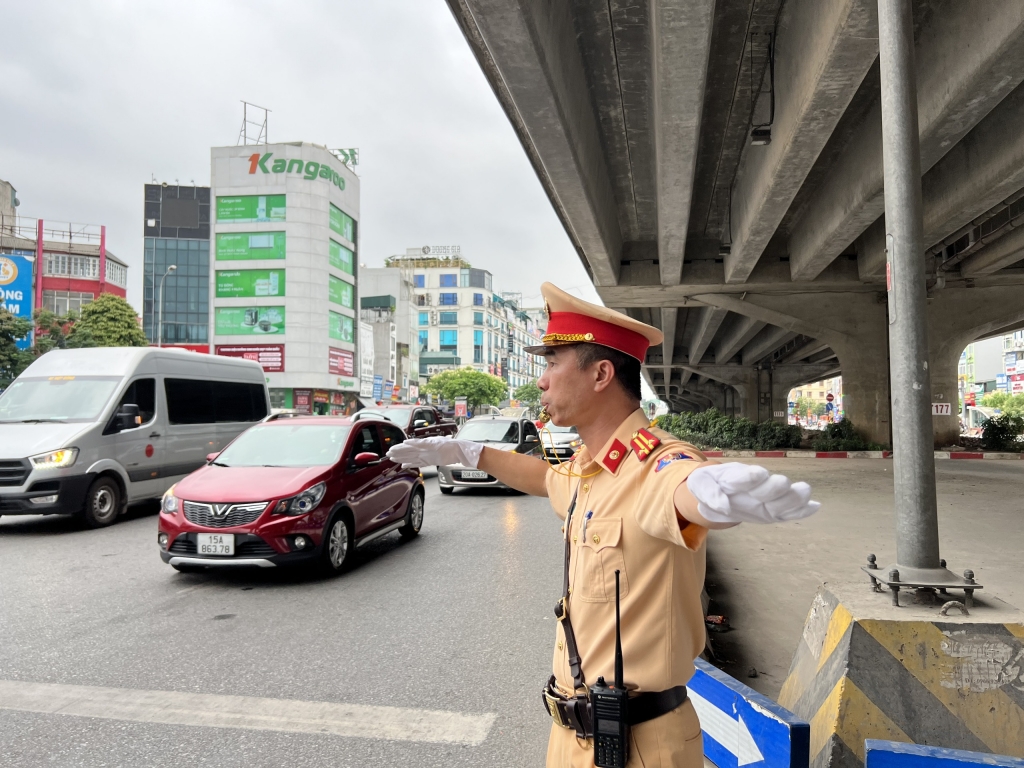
[400, 491, 424, 540]
[319, 513, 354, 574]
[82, 477, 121, 528]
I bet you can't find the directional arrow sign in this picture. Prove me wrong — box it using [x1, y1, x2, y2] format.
[689, 660, 809, 768]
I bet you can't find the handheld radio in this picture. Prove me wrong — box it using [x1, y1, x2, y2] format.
[591, 569, 629, 767]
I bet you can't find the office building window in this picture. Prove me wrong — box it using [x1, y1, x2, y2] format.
[418, 330, 428, 352]
[416, 294, 429, 306]
[473, 293, 484, 306]
[440, 274, 457, 288]
[414, 274, 425, 288]
[419, 312, 429, 326]
[474, 330, 483, 364]
[439, 330, 458, 352]
[474, 312, 483, 326]
[42, 290, 94, 315]
[439, 312, 458, 325]
[439, 293, 458, 306]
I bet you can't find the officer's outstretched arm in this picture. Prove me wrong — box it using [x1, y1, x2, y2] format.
[386, 437, 549, 497]
[675, 462, 821, 527]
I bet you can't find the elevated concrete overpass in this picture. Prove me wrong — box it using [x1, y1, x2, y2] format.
[446, 0, 1024, 446]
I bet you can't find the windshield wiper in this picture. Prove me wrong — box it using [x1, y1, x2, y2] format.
[17, 419, 67, 424]
[211, 461, 229, 467]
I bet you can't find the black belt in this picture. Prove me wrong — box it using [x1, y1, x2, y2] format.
[543, 678, 689, 738]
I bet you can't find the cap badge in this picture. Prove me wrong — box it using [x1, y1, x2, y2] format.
[630, 428, 661, 462]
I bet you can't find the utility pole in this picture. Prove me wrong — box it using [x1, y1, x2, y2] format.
[157, 264, 177, 348]
[868, 0, 980, 603]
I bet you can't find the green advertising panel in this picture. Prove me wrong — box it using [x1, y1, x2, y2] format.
[215, 306, 285, 336]
[216, 269, 286, 298]
[329, 275, 354, 308]
[216, 231, 286, 260]
[329, 311, 354, 342]
[216, 195, 286, 223]
[329, 203, 355, 242]
[329, 239, 354, 275]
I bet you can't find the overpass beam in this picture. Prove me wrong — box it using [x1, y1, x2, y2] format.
[789, 2, 1024, 281]
[723, 0, 878, 283]
[446, 0, 623, 285]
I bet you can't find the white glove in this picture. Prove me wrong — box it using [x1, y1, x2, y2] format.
[386, 436, 484, 469]
[687, 463, 820, 524]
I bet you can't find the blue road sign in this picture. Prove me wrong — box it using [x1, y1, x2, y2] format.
[865, 740, 1024, 768]
[787, 402, 796, 408]
[689, 659, 809, 768]
[825, 402, 834, 412]
[372, 375, 383, 401]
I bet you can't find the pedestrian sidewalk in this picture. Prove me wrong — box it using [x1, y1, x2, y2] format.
[701, 458, 1024, 699]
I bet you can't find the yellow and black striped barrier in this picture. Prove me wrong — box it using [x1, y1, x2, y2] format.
[778, 584, 1024, 767]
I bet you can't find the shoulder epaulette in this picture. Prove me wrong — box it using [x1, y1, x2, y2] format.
[630, 427, 661, 461]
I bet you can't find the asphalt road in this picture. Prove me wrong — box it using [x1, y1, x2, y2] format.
[0, 476, 564, 767]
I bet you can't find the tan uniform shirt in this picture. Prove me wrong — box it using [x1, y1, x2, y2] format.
[545, 409, 708, 695]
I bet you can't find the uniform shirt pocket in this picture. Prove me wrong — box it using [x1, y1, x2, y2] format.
[576, 518, 629, 603]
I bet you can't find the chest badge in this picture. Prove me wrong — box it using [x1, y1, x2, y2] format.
[630, 428, 661, 461]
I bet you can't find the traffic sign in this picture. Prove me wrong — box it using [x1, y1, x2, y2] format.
[825, 402, 834, 412]
[689, 659, 809, 768]
[826, 393, 834, 403]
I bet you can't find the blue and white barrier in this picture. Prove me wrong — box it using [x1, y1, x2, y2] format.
[689, 659, 810, 768]
[865, 740, 1024, 768]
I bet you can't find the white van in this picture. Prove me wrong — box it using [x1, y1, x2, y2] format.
[0, 348, 269, 527]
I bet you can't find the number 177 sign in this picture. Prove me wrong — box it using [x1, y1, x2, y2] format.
[931, 402, 953, 416]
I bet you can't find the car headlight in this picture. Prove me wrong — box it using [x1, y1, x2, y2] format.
[29, 448, 79, 469]
[273, 482, 327, 516]
[161, 486, 178, 515]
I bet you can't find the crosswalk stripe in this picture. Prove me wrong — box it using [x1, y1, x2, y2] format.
[0, 679, 495, 746]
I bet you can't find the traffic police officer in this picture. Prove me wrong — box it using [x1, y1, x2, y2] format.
[389, 283, 820, 767]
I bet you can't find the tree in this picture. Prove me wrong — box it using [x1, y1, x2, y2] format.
[793, 396, 826, 418]
[0, 307, 33, 387]
[980, 391, 1024, 417]
[424, 368, 508, 410]
[32, 308, 88, 355]
[513, 379, 542, 408]
[67, 294, 148, 348]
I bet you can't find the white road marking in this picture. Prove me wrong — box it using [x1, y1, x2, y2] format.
[0, 679, 495, 746]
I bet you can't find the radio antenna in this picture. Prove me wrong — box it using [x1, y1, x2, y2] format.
[614, 569, 624, 689]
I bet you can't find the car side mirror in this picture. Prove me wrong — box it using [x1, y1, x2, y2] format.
[353, 451, 380, 468]
[413, 419, 428, 428]
[206, 452, 220, 463]
[116, 404, 141, 431]
[525, 435, 539, 443]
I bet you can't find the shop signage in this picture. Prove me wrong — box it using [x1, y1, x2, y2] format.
[329, 347, 355, 377]
[336, 378, 358, 390]
[329, 240, 354, 274]
[420, 245, 461, 256]
[372, 375, 384, 401]
[216, 269, 285, 298]
[214, 306, 285, 335]
[216, 195, 285, 223]
[215, 344, 284, 373]
[247, 152, 347, 191]
[216, 231, 286, 261]
[294, 389, 313, 414]
[0, 252, 34, 350]
[408, 384, 419, 400]
[313, 390, 329, 404]
[329, 311, 354, 342]
[328, 275, 353, 307]
[329, 204, 355, 242]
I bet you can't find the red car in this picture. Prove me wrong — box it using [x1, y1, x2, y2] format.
[357, 404, 458, 439]
[157, 414, 424, 574]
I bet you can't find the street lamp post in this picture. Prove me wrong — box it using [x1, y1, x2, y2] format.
[157, 265, 177, 348]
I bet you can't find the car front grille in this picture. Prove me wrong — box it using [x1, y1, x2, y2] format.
[168, 536, 277, 558]
[182, 501, 268, 528]
[169, 537, 197, 554]
[0, 460, 29, 487]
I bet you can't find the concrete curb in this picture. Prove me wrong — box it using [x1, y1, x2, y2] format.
[700, 450, 1022, 460]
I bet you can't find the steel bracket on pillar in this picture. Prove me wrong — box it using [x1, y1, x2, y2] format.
[861, 556, 982, 609]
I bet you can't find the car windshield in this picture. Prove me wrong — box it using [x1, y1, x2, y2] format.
[0, 376, 123, 423]
[377, 409, 412, 428]
[458, 420, 520, 443]
[216, 424, 351, 467]
[544, 424, 577, 434]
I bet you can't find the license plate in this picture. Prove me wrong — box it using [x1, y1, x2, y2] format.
[461, 470, 488, 479]
[196, 533, 234, 556]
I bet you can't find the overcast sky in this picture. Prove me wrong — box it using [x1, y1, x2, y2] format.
[0, 0, 603, 314]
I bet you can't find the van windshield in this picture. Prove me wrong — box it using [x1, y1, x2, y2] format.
[0, 376, 123, 423]
[216, 424, 352, 467]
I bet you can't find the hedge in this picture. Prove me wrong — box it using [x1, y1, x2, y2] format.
[654, 409, 802, 451]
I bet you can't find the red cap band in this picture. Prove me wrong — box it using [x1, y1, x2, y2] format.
[542, 311, 650, 361]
